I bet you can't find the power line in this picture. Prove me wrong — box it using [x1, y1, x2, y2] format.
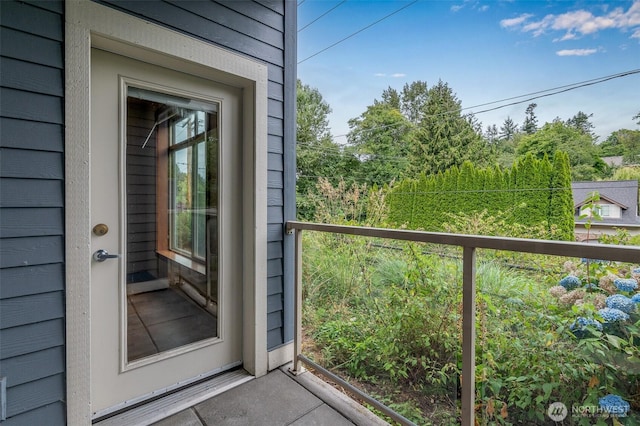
[329, 68, 640, 139]
[296, 177, 638, 194]
[468, 69, 640, 116]
[298, 1, 347, 33]
[297, 141, 411, 163]
[298, 0, 418, 64]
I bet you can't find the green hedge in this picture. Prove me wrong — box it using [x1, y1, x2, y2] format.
[386, 152, 575, 240]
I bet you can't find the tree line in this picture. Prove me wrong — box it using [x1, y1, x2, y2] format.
[297, 79, 640, 221]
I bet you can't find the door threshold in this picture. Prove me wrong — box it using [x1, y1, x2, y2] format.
[94, 369, 254, 426]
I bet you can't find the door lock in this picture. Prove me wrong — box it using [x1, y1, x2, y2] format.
[93, 249, 119, 262]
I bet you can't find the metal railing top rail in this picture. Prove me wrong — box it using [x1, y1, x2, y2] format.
[286, 220, 640, 263]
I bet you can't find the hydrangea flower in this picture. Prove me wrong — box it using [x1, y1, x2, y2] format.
[614, 278, 638, 292]
[633, 267, 640, 274]
[598, 394, 630, 416]
[570, 317, 603, 331]
[598, 308, 630, 322]
[632, 294, 640, 303]
[549, 285, 567, 298]
[592, 294, 607, 310]
[606, 295, 636, 313]
[559, 289, 585, 306]
[559, 275, 581, 291]
[581, 258, 606, 264]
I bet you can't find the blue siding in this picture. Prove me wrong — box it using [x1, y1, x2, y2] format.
[0, 1, 66, 425]
[95, 0, 296, 350]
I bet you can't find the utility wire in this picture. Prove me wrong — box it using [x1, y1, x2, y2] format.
[295, 177, 638, 194]
[469, 69, 640, 116]
[298, 1, 347, 33]
[298, 0, 418, 64]
[460, 70, 637, 111]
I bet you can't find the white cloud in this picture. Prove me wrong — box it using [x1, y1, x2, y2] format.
[374, 73, 406, 78]
[504, 0, 640, 40]
[555, 48, 598, 56]
[478, 5, 489, 12]
[632, 28, 640, 38]
[451, 5, 463, 13]
[500, 13, 533, 28]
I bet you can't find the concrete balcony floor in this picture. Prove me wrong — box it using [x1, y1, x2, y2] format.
[152, 366, 388, 426]
[95, 364, 389, 426]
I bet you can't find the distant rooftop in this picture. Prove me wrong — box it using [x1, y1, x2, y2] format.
[572, 180, 640, 225]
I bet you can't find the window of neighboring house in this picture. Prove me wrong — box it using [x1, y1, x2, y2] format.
[596, 204, 611, 217]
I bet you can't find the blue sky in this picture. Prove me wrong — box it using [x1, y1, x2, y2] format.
[297, 0, 640, 142]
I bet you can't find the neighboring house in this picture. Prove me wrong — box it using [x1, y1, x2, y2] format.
[572, 180, 640, 241]
[0, 1, 296, 424]
[601, 156, 624, 168]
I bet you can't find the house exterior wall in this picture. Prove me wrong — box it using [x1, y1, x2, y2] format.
[0, 1, 67, 424]
[0, 1, 295, 424]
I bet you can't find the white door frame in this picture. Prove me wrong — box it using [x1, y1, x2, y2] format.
[65, 1, 268, 423]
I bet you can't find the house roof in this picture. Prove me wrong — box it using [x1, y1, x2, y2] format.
[572, 180, 640, 224]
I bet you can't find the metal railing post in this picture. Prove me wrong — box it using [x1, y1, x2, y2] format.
[290, 228, 304, 375]
[462, 246, 476, 425]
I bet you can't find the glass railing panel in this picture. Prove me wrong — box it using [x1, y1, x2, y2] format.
[475, 250, 640, 425]
[301, 231, 462, 424]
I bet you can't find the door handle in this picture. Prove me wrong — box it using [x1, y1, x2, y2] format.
[93, 249, 120, 262]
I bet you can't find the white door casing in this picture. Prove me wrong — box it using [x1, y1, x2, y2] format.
[65, 1, 268, 423]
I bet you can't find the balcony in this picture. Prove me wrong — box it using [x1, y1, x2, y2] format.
[286, 220, 640, 425]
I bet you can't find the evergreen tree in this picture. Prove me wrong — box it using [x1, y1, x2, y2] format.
[485, 124, 499, 145]
[522, 103, 538, 135]
[407, 80, 493, 176]
[499, 117, 518, 141]
[566, 111, 596, 139]
[549, 151, 575, 240]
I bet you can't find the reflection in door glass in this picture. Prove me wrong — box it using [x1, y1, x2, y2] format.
[126, 88, 219, 362]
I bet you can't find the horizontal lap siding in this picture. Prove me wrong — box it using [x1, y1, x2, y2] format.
[96, 0, 294, 350]
[0, 1, 66, 424]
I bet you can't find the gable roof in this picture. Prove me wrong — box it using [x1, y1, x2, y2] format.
[572, 180, 640, 224]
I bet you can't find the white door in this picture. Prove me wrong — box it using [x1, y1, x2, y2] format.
[90, 48, 243, 417]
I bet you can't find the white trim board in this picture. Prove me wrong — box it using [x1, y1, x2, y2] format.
[65, 1, 268, 424]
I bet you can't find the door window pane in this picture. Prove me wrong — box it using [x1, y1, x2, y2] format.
[126, 87, 220, 362]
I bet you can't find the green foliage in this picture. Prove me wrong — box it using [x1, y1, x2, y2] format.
[296, 80, 360, 219]
[346, 102, 411, 186]
[405, 80, 494, 176]
[386, 154, 574, 240]
[516, 121, 606, 181]
[549, 151, 575, 241]
[601, 130, 640, 164]
[521, 103, 538, 135]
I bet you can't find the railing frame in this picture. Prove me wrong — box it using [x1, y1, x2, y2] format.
[285, 220, 640, 425]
